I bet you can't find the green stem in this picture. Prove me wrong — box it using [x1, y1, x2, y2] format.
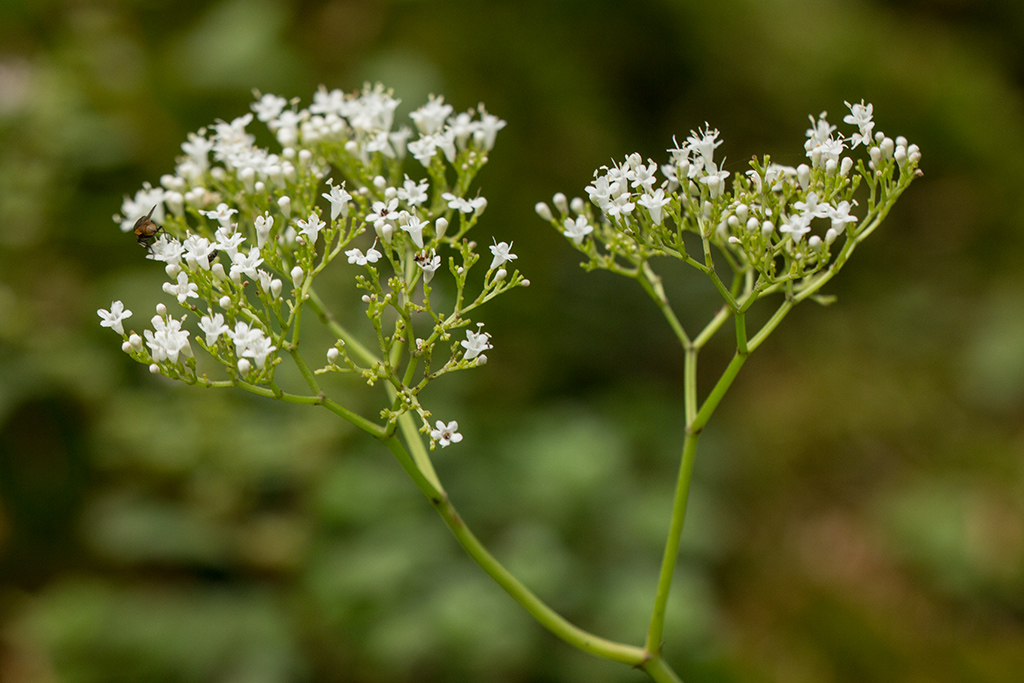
[692, 349, 748, 433]
[641, 654, 686, 683]
[381, 436, 650, 667]
[645, 429, 700, 654]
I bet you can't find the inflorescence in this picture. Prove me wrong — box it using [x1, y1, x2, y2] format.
[99, 84, 523, 447]
[537, 100, 921, 314]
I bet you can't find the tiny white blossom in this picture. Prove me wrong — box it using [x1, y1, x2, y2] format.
[346, 245, 382, 266]
[828, 200, 858, 232]
[562, 215, 593, 244]
[145, 313, 191, 363]
[637, 188, 671, 225]
[296, 212, 325, 243]
[230, 247, 263, 282]
[162, 271, 199, 303]
[98, 301, 132, 335]
[461, 325, 493, 360]
[397, 177, 429, 206]
[780, 213, 813, 242]
[430, 420, 463, 448]
[322, 180, 352, 221]
[198, 312, 229, 346]
[488, 240, 517, 270]
[242, 333, 277, 369]
[400, 215, 428, 248]
[200, 203, 238, 227]
[416, 250, 441, 283]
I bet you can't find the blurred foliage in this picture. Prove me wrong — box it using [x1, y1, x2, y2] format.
[1, 0, 1023, 681]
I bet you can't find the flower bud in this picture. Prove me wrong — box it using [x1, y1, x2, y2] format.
[796, 164, 810, 190]
[761, 220, 775, 238]
[239, 166, 255, 192]
[553, 192, 569, 214]
[327, 347, 340, 363]
[435, 217, 449, 239]
[211, 262, 227, 281]
[290, 265, 305, 287]
[149, 364, 161, 374]
[121, 340, 133, 353]
[535, 202, 553, 221]
[165, 263, 181, 279]
[570, 197, 586, 214]
[840, 157, 854, 176]
[237, 358, 251, 375]
[278, 195, 291, 218]
[746, 217, 759, 233]
[156, 303, 167, 316]
[808, 235, 822, 250]
[494, 268, 507, 282]
[270, 278, 283, 299]
[521, 279, 531, 287]
[129, 334, 143, 351]
[373, 175, 387, 190]
[219, 296, 231, 309]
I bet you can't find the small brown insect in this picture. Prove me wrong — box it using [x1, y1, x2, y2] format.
[133, 205, 163, 249]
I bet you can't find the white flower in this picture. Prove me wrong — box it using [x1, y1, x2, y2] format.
[201, 203, 238, 227]
[230, 247, 263, 282]
[366, 198, 398, 229]
[322, 180, 352, 221]
[145, 313, 191, 363]
[214, 227, 245, 258]
[779, 213, 813, 242]
[147, 235, 183, 265]
[441, 192, 486, 216]
[430, 420, 463, 447]
[255, 213, 274, 248]
[471, 105, 506, 151]
[397, 177, 429, 206]
[794, 192, 830, 219]
[416, 250, 441, 283]
[251, 92, 287, 122]
[296, 212, 325, 243]
[410, 94, 453, 136]
[844, 100, 875, 148]
[488, 240, 517, 271]
[198, 312, 228, 346]
[98, 301, 132, 335]
[637, 188, 671, 225]
[242, 333, 277, 369]
[345, 245, 382, 266]
[461, 326, 493, 360]
[183, 234, 216, 270]
[562, 215, 593, 244]
[162, 271, 199, 303]
[698, 161, 730, 199]
[828, 200, 858, 232]
[400, 215, 428, 248]
[227, 321, 261, 356]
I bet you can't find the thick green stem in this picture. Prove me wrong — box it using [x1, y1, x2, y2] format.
[646, 429, 700, 654]
[381, 436, 650, 667]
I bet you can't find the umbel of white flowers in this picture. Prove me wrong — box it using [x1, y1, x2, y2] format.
[100, 84, 527, 448]
[537, 100, 920, 295]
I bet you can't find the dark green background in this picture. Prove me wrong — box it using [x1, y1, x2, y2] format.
[1, 1, 1022, 681]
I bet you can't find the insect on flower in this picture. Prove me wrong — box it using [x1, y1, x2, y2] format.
[133, 205, 163, 249]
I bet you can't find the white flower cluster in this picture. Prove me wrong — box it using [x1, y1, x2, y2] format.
[102, 84, 524, 447]
[538, 100, 921, 289]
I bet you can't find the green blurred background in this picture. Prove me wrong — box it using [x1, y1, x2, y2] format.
[1, 0, 1023, 681]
